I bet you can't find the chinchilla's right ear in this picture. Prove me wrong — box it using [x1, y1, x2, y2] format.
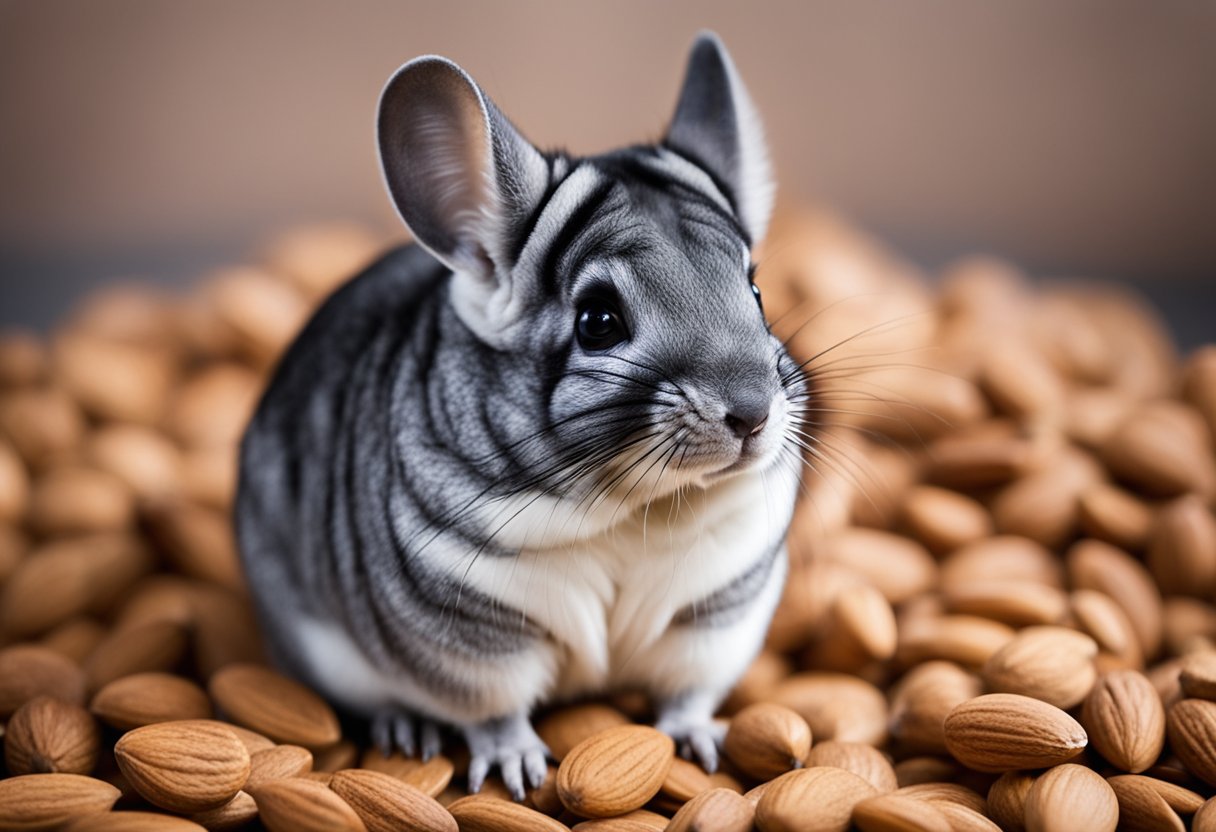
[378, 57, 549, 344]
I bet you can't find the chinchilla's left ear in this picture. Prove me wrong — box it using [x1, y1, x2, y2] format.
[664, 32, 775, 245]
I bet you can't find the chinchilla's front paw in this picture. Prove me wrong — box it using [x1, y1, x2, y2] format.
[371, 708, 443, 760]
[463, 713, 550, 800]
[655, 714, 725, 773]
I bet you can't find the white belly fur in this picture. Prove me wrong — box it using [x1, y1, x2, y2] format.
[292, 462, 798, 724]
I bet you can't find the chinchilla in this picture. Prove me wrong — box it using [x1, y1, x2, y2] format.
[236, 30, 806, 798]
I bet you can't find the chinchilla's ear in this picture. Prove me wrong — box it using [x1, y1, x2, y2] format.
[378, 57, 548, 338]
[664, 32, 774, 245]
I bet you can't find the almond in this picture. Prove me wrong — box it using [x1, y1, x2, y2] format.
[659, 756, 713, 804]
[0, 437, 28, 523]
[402, 755, 455, 798]
[930, 802, 1002, 832]
[1101, 402, 1215, 497]
[4, 696, 99, 776]
[810, 584, 897, 668]
[943, 580, 1067, 628]
[1078, 483, 1153, 551]
[805, 741, 896, 794]
[755, 766, 878, 832]
[986, 771, 1034, 832]
[892, 758, 959, 788]
[943, 694, 1087, 772]
[0, 330, 47, 388]
[250, 776, 367, 832]
[991, 449, 1100, 548]
[900, 485, 992, 555]
[723, 703, 811, 779]
[329, 768, 456, 832]
[0, 644, 86, 718]
[537, 703, 631, 761]
[1067, 539, 1163, 658]
[556, 725, 673, 817]
[1069, 589, 1144, 669]
[40, 618, 108, 664]
[941, 536, 1063, 591]
[63, 813, 207, 831]
[114, 719, 251, 813]
[245, 745, 313, 791]
[772, 672, 888, 746]
[1081, 670, 1165, 772]
[893, 782, 987, 813]
[1197, 797, 1216, 832]
[925, 430, 1045, 489]
[979, 340, 1064, 420]
[51, 331, 175, 425]
[981, 626, 1098, 709]
[142, 500, 244, 593]
[189, 789, 258, 831]
[1023, 764, 1116, 832]
[816, 528, 936, 604]
[447, 794, 570, 831]
[1107, 774, 1193, 832]
[852, 793, 952, 832]
[207, 663, 341, 749]
[1180, 651, 1216, 700]
[570, 818, 658, 831]
[165, 364, 261, 449]
[91, 672, 212, 730]
[1150, 495, 1216, 599]
[1166, 698, 1216, 786]
[1164, 601, 1216, 657]
[0, 387, 85, 467]
[0, 773, 120, 831]
[889, 661, 982, 754]
[83, 620, 189, 692]
[896, 614, 1015, 670]
[26, 466, 135, 537]
[666, 787, 754, 832]
[84, 423, 182, 501]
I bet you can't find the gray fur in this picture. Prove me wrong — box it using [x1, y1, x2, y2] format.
[236, 32, 804, 792]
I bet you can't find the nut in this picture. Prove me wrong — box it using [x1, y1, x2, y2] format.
[556, 725, 674, 818]
[207, 663, 341, 749]
[1023, 764, 1117, 832]
[4, 696, 100, 776]
[723, 703, 811, 780]
[114, 719, 251, 813]
[1080, 670, 1165, 773]
[942, 694, 1087, 772]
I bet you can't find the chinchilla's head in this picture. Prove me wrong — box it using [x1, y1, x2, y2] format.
[378, 32, 805, 503]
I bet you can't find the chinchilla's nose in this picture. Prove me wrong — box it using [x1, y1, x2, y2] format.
[724, 389, 772, 439]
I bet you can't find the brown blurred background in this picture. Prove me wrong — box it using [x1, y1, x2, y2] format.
[1, 0, 1213, 343]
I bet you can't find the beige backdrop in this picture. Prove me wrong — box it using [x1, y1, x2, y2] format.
[1, 0, 1214, 325]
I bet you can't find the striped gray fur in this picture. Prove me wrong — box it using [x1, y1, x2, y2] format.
[236, 32, 806, 792]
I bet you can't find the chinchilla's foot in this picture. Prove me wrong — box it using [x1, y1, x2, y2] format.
[462, 713, 550, 800]
[655, 692, 726, 773]
[371, 708, 443, 761]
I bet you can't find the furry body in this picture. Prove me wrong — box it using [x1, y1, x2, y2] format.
[236, 34, 803, 794]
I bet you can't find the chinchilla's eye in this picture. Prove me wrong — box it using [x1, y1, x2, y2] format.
[576, 302, 627, 351]
[751, 282, 763, 309]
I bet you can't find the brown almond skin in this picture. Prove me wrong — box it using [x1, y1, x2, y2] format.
[83, 621, 189, 693]
[1024, 764, 1117, 832]
[756, 766, 878, 832]
[852, 793, 952, 832]
[900, 485, 992, 555]
[1081, 670, 1165, 772]
[4, 696, 100, 776]
[659, 756, 713, 804]
[723, 703, 812, 779]
[1166, 698, 1216, 786]
[943, 694, 1088, 773]
[207, 663, 341, 749]
[987, 771, 1034, 832]
[1067, 539, 1163, 659]
[1107, 775, 1189, 832]
[251, 776, 367, 832]
[189, 789, 258, 831]
[63, 812, 208, 831]
[889, 661, 982, 754]
[1196, 797, 1216, 832]
[245, 745, 313, 791]
[556, 725, 674, 818]
[771, 672, 889, 746]
[894, 782, 987, 813]
[1149, 495, 1216, 598]
[90, 671, 212, 730]
[114, 719, 252, 813]
[0, 773, 120, 831]
[403, 755, 456, 798]
[1181, 652, 1216, 700]
[981, 626, 1098, 709]
[329, 769, 456, 832]
[447, 794, 571, 832]
[804, 741, 897, 794]
[536, 703, 631, 761]
[666, 787, 754, 832]
[0, 644, 87, 718]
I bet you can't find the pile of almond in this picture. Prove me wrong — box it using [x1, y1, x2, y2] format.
[0, 210, 1214, 831]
